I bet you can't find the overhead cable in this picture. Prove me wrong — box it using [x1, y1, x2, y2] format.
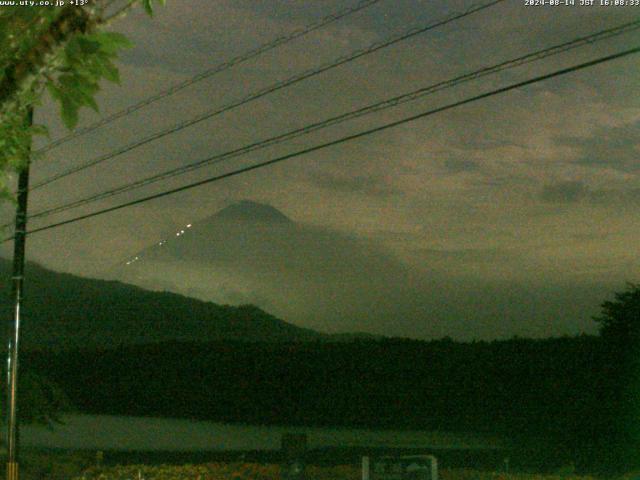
[4, 45, 636, 242]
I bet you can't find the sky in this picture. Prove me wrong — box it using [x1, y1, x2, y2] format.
[1, 0, 639, 340]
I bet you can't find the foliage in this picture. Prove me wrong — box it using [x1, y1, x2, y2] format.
[75, 463, 359, 480]
[439, 470, 599, 480]
[593, 282, 640, 346]
[0, 1, 164, 201]
[142, 0, 166, 16]
[10, 451, 94, 480]
[71, 465, 617, 480]
[46, 31, 133, 128]
[26, 332, 638, 472]
[0, 258, 322, 349]
[592, 283, 640, 472]
[0, 368, 70, 426]
[0, 0, 164, 428]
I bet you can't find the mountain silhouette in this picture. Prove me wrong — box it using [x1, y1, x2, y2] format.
[213, 200, 292, 224]
[110, 201, 609, 340]
[113, 200, 421, 335]
[0, 258, 325, 350]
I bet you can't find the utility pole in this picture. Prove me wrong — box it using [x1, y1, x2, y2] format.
[6, 107, 32, 480]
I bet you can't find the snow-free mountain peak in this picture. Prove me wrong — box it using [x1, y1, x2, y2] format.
[211, 200, 292, 224]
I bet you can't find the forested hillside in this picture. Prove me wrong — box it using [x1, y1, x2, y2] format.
[0, 259, 324, 348]
[23, 334, 639, 472]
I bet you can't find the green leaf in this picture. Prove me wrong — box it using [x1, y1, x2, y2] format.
[60, 97, 79, 129]
[91, 31, 132, 54]
[0, 9, 140, 187]
[100, 59, 121, 84]
[76, 37, 101, 54]
[65, 37, 82, 58]
[142, 0, 153, 16]
[46, 82, 62, 101]
[142, 0, 166, 16]
[84, 94, 99, 112]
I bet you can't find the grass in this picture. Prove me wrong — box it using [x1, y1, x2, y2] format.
[1, 451, 638, 480]
[72, 464, 637, 480]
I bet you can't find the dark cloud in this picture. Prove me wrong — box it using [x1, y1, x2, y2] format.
[309, 171, 398, 197]
[540, 181, 589, 204]
[587, 187, 640, 206]
[415, 247, 519, 263]
[570, 232, 610, 242]
[442, 158, 478, 174]
[540, 181, 640, 207]
[558, 122, 640, 172]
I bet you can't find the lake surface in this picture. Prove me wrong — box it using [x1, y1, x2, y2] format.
[18, 414, 503, 451]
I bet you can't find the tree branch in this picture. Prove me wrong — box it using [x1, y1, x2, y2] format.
[103, 0, 138, 24]
[0, 6, 93, 112]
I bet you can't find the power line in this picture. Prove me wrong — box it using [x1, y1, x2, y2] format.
[4, 45, 637, 243]
[102, 0, 137, 22]
[22, 19, 640, 223]
[30, 0, 506, 190]
[34, 0, 383, 156]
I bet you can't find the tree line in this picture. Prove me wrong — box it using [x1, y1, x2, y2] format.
[8, 283, 640, 473]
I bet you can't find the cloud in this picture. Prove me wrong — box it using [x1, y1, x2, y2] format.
[441, 157, 479, 175]
[415, 247, 519, 263]
[540, 181, 589, 204]
[558, 122, 640, 173]
[3, 0, 638, 342]
[539, 181, 640, 207]
[309, 171, 398, 197]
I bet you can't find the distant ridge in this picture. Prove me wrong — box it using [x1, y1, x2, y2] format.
[329, 331, 385, 342]
[0, 258, 325, 350]
[0, 257, 389, 350]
